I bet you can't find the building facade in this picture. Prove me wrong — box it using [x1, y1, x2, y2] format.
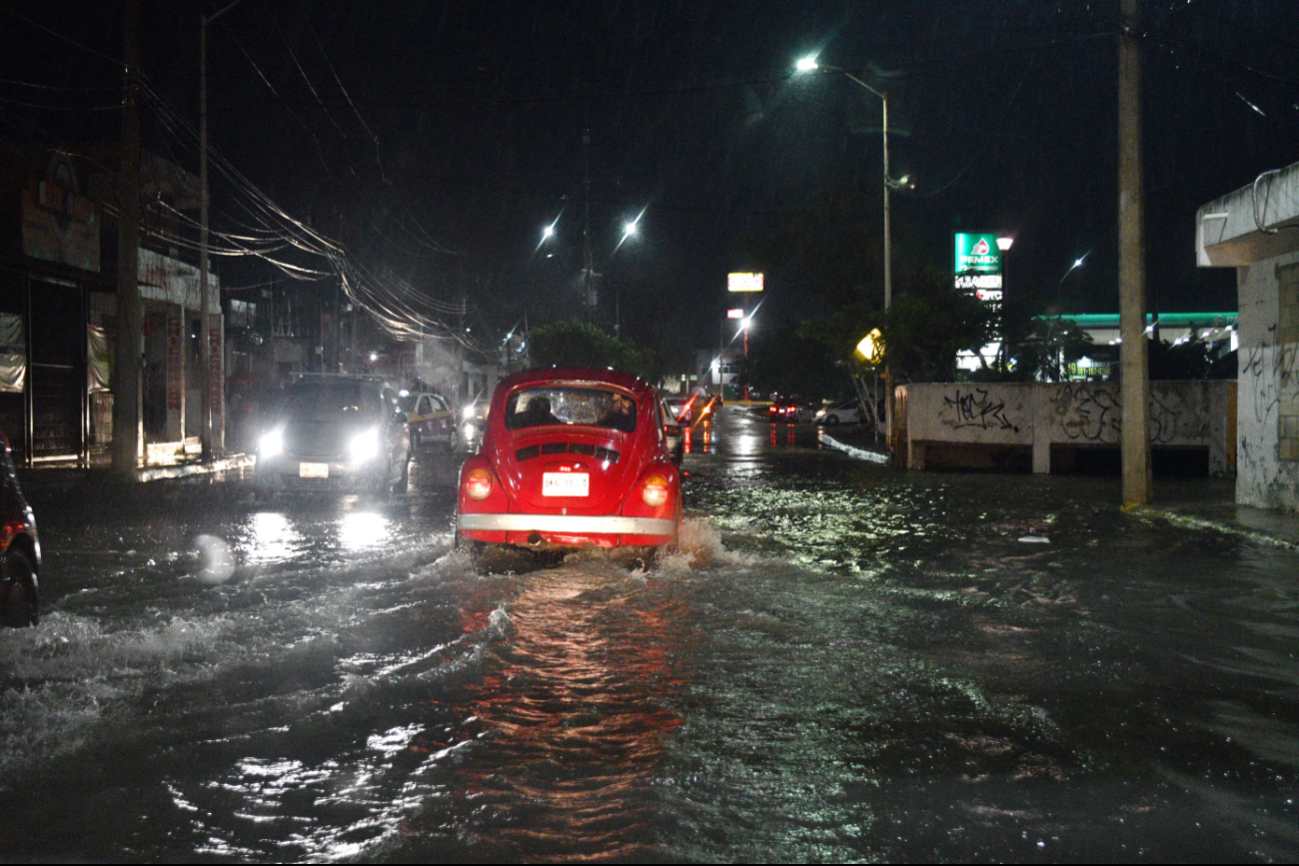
[0, 146, 221, 465]
[1198, 159, 1299, 511]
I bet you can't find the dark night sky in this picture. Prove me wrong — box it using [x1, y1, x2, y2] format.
[3, 0, 1297, 358]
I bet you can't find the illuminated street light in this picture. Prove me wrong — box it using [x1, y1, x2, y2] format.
[795, 55, 892, 310]
[1061, 251, 1090, 284]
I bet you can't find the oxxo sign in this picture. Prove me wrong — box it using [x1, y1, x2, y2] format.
[954, 233, 1003, 302]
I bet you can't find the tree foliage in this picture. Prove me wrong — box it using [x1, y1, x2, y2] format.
[747, 324, 848, 401]
[528, 320, 656, 380]
[878, 267, 999, 383]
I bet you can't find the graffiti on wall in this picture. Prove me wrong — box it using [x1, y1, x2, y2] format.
[1052, 383, 1122, 442]
[1238, 324, 1299, 494]
[942, 389, 1018, 431]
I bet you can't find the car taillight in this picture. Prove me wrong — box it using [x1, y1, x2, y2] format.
[641, 474, 670, 507]
[465, 467, 493, 500]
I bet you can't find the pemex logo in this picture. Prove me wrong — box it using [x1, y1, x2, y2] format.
[971, 238, 990, 256]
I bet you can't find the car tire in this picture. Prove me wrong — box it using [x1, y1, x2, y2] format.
[445, 426, 458, 453]
[825, 414, 840, 425]
[1, 548, 39, 628]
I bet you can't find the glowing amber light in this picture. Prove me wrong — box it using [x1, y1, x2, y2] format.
[641, 475, 670, 507]
[855, 328, 884, 364]
[465, 468, 493, 500]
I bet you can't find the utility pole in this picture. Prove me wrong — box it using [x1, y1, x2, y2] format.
[111, 0, 143, 477]
[200, 0, 248, 458]
[1119, 0, 1152, 507]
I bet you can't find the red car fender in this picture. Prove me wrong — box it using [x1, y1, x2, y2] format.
[619, 461, 682, 545]
[456, 456, 511, 543]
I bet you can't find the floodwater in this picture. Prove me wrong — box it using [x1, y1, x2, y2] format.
[1, 408, 1296, 863]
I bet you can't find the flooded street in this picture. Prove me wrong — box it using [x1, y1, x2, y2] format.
[2, 407, 1297, 862]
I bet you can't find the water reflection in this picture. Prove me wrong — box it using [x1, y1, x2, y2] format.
[406, 568, 694, 861]
[337, 510, 392, 552]
[244, 512, 300, 564]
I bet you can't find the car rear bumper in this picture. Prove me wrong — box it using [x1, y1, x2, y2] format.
[457, 512, 676, 538]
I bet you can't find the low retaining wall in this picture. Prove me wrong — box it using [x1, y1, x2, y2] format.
[898, 380, 1236, 476]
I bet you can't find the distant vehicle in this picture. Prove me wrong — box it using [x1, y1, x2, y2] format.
[399, 390, 458, 451]
[0, 428, 40, 627]
[768, 397, 813, 423]
[665, 392, 718, 427]
[815, 399, 869, 426]
[253, 375, 411, 502]
[658, 394, 685, 465]
[456, 367, 681, 562]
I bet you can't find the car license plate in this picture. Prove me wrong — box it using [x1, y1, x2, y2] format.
[300, 462, 329, 478]
[543, 472, 588, 497]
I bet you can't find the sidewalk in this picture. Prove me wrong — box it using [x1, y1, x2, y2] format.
[821, 423, 1299, 550]
[1143, 486, 1299, 550]
[17, 452, 255, 488]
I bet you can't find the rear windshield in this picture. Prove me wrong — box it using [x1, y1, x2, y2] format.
[505, 387, 637, 433]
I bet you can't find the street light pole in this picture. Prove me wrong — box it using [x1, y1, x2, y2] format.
[796, 57, 894, 440]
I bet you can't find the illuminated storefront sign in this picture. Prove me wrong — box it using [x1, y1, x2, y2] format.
[954, 233, 1003, 296]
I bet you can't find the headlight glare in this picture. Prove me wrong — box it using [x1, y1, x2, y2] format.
[258, 429, 284, 457]
[349, 428, 382, 463]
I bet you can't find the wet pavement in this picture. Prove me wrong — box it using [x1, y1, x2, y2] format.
[1, 407, 1297, 862]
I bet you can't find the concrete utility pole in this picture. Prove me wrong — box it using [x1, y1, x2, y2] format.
[201, 0, 247, 459]
[111, 0, 143, 477]
[1119, 0, 1152, 507]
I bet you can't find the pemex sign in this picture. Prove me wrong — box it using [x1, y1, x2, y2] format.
[954, 233, 1003, 302]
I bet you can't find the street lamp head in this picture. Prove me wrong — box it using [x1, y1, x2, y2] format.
[542, 224, 556, 241]
[996, 237, 1014, 252]
[795, 56, 820, 73]
[622, 220, 638, 239]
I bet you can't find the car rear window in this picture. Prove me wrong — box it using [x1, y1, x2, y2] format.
[505, 387, 637, 433]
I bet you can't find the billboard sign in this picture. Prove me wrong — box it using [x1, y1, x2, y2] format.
[727, 272, 764, 293]
[954, 233, 1003, 296]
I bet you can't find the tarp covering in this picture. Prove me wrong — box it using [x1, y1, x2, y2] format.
[88, 324, 110, 392]
[0, 314, 26, 393]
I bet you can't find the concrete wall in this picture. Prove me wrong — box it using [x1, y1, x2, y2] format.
[1236, 250, 1299, 510]
[901, 380, 1235, 477]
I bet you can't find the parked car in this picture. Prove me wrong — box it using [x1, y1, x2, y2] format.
[768, 397, 813, 423]
[399, 390, 458, 451]
[456, 367, 682, 562]
[815, 399, 870, 426]
[253, 375, 411, 502]
[1, 428, 40, 628]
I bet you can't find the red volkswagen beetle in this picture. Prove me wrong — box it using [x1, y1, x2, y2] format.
[456, 368, 681, 562]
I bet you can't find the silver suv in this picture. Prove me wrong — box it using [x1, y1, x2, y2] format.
[252, 376, 411, 502]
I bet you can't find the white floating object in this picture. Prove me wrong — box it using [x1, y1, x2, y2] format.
[1018, 536, 1051, 544]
